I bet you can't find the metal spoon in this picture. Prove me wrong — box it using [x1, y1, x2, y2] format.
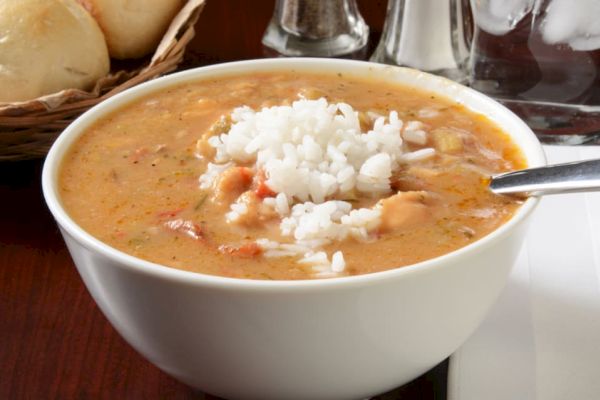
[489, 158, 600, 196]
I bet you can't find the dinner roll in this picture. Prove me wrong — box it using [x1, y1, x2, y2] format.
[78, 0, 185, 59]
[0, 0, 110, 103]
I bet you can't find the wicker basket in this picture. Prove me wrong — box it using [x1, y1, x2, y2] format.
[0, 0, 206, 161]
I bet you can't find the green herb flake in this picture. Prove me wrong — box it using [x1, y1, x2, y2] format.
[194, 194, 209, 211]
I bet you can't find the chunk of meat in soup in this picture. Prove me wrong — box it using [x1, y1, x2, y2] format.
[378, 191, 433, 232]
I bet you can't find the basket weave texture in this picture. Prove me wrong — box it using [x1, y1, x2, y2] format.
[0, 0, 206, 161]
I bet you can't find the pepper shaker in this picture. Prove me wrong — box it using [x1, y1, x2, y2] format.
[262, 0, 369, 58]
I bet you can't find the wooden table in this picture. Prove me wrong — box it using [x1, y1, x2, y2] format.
[0, 1, 448, 398]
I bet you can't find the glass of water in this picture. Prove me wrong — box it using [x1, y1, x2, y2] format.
[468, 0, 600, 144]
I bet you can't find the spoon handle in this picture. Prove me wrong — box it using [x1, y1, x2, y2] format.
[490, 158, 600, 196]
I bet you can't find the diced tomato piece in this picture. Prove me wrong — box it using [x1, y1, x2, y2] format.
[254, 170, 276, 198]
[163, 219, 203, 240]
[131, 147, 149, 163]
[238, 167, 254, 185]
[218, 242, 262, 258]
[157, 209, 184, 218]
[113, 229, 126, 238]
[256, 180, 276, 198]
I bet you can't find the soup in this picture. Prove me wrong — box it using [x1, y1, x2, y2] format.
[59, 71, 525, 280]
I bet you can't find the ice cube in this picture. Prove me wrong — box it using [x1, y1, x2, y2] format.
[542, 0, 600, 51]
[474, 0, 535, 36]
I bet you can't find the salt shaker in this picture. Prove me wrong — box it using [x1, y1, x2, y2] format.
[262, 0, 369, 58]
[371, 0, 470, 83]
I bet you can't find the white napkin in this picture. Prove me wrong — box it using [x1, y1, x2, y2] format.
[448, 145, 600, 400]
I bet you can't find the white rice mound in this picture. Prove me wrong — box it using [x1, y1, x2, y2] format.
[200, 98, 435, 277]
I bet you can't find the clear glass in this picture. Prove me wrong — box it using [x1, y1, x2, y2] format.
[468, 0, 600, 144]
[262, 0, 369, 58]
[371, 0, 470, 83]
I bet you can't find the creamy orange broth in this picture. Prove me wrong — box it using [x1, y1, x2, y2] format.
[59, 72, 525, 280]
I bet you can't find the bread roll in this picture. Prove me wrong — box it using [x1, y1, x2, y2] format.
[0, 0, 110, 103]
[78, 0, 185, 59]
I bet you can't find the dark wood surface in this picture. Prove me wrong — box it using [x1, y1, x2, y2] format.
[0, 1, 448, 398]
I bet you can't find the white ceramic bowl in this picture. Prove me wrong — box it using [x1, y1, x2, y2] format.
[42, 58, 545, 400]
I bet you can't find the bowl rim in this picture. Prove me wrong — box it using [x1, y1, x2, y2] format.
[42, 57, 546, 291]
